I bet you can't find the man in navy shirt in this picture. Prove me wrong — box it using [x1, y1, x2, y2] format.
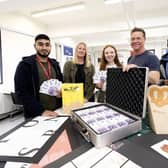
[123, 27, 160, 84]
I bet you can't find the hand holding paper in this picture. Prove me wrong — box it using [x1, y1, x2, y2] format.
[93, 71, 107, 84]
[39, 79, 62, 97]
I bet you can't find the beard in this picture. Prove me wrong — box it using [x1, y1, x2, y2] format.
[37, 50, 50, 58]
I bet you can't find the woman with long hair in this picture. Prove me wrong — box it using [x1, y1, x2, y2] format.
[63, 42, 95, 102]
[94, 44, 122, 102]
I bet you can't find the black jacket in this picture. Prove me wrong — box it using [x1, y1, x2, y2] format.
[160, 53, 168, 79]
[14, 55, 63, 119]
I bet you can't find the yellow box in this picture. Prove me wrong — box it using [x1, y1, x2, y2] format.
[62, 83, 84, 114]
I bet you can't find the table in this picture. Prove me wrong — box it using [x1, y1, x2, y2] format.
[1, 105, 168, 168]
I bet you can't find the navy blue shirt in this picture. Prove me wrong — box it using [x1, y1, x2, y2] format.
[128, 50, 160, 71]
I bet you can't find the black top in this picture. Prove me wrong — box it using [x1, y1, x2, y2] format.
[14, 55, 63, 119]
[75, 64, 85, 84]
[37, 62, 58, 111]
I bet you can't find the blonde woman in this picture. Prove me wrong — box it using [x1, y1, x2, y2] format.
[63, 42, 95, 102]
[94, 44, 122, 102]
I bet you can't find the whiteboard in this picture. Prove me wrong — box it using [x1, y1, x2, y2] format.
[0, 29, 58, 93]
[0, 29, 34, 92]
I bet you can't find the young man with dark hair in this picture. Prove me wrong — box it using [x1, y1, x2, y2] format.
[123, 27, 160, 84]
[14, 34, 63, 119]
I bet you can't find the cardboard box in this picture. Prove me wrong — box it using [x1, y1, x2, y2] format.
[148, 85, 168, 134]
[62, 83, 84, 114]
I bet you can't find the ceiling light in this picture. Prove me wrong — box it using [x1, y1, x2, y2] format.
[0, 0, 8, 2]
[32, 3, 85, 17]
[104, 0, 133, 4]
[104, 0, 121, 4]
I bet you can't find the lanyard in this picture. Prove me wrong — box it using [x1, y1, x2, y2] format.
[36, 55, 51, 80]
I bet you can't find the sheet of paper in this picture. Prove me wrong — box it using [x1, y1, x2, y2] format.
[60, 147, 141, 168]
[38, 130, 72, 167]
[60, 162, 76, 168]
[92, 150, 128, 168]
[39, 79, 62, 96]
[122, 160, 142, 168]
[151, 139, 168, 159]
[0, 116, 68, 157]
[93, 71, 107, 84]
[4, 162, 41, 168]
[4, 162, 31, 168]
[72, 147, 112, 168]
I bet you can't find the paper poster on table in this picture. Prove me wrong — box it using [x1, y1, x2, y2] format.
[4, 130, 72, 168]
[62, 83, 84, 114]
[151, 139, 168, 159]
[59, 147, 141, 168]
[0, 116, 72, 167]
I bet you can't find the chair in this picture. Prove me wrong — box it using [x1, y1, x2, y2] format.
[10, 92, 24, 116]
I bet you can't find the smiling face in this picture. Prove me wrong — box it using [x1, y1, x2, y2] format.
[34, 39, 51, 58]
[100, 44, 122, 70]
[131, 31, 145, 54]
[76, 43, 87, 59]
[104, 46, 116, 64]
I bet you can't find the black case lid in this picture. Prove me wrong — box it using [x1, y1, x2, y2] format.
[106, 67, 148, 118]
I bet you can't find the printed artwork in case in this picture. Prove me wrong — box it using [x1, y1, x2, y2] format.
[0, 116, 69, 164]
[74, 105, 135, 134]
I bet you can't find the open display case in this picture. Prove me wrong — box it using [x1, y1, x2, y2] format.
[72, 68, 149, 148]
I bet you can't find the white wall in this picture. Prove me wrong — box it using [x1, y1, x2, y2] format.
[0, 13, 46, 36]
[52, 38, 75, 71]
[88, 38, 167, 69]
[0, 14, 46, 114]
[0, 13, 47, 92]
[88, 45, 131, 68]
[0, 92, 15, 115]
[0, 29, 35, 93]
